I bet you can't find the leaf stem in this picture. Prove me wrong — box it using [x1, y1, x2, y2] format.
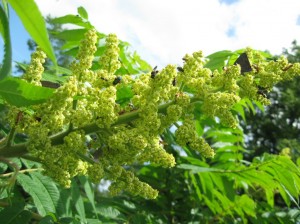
[0, 156, 19, 188]
[0, 168, 41, 177]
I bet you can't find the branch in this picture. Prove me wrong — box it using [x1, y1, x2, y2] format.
[0, 97, 201, 158]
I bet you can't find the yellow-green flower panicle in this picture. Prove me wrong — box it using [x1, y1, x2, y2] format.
[175, 119, 215, 158]
[178, 51, 212, 97]
[94, 86, 118, 128]
[22, 47, 46, 86]
[26, 122, 51, 159]
[281, 62, 300, 80]
[88, 163, 105, 183]
[137, 137, 176, 167]
[211, 65, 240, 93]
[70, 29, 98, 81]
[202, 92, 240, 128]
[108, 168, 158, 199]
[99, 34, 121, 75]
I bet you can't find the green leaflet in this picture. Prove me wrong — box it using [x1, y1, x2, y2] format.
[0, 5, 12, 79]
[10, 158, 22, 169]
[17, 172, 59, 216]
[0, 200, 32, 224]
[77, 6, 88, 20]
[71, 178, 86, 222]
[20, 158, 39, 169]
[116, 85, 134, 106]
[97, 206, 121, 220]
[180, 153, 300, 212]
[204, 50, 235, 71]
[39, 215, 57, 224]
[53, 29, 88, 42]
[260, 158, 300, 207]
[189, 173, 202, 200]
[57, 188, 72, 217]
[237, 195, 256, 220]
[7, 0, 57, 65]
[78, 176, 98, 218]
[0, 77, 54, 107]
[50, 7, 151, 76]
[94, 197, 134, 221]
[30, 172, 61, 211]
[16, 62, 70, 83]
[212, 189, 235, 216]
[51, 14, 93, 29]
[118, 42, 152, 75]
[232, 98, 266, 122]
[0, 162, 8, 173]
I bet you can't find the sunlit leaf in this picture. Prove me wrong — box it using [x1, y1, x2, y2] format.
[51, 14, 93, 29]
[17, 173, 57, 216]
[116, 85, 134, 106]
[52, 29, 87, 42]
[205, 50, 235, 71]
[0, 5, 12, 79]
[0, 77, 54, 107]
[71, 179, 86, 222]
[7, 0, 56, 65]
[78, 176, 97, 218]
[77, 6, 88, 20]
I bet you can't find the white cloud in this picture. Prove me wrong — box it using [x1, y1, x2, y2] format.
[35, 0, 300, 67]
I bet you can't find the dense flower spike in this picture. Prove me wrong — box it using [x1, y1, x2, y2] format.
[175, 119, 215, 157]
[99, 34, 121, 74]
[22, 47, 46, 86]
[2, 29, 300, 199]
[202, 92, 240, 128]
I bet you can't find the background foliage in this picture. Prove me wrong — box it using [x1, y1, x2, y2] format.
[0, 1, 299, 223]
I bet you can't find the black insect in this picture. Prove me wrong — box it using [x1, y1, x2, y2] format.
[172, 78, 177, 86]
[177, 67, 184, 72]
[222, 66, 229, 72]
[257, 86, 268, 98]
[35, 117, 42, 122]
[234, 53, 252, 74]
[252, 64, 260, 73]
[113, 76, 122, 85]
[151, 66, 159, 79]
[41, 80, 61, 89]
[283, 64, 293, 71]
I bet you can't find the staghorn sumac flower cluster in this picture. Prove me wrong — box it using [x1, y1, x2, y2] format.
[5, 29, 300, 199]
[22, 47, 46, 86]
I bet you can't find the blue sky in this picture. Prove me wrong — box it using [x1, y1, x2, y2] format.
[3, 0, 300, 68]
[9, 6, 31, 63]
[0, 5, 31, 64]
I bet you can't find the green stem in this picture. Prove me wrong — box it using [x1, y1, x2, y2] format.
[76, 152, 96, 164]
[0, 168, 41, 177]
[0, 97, 201, 158]
[5, 127, 16, 147]
[68, 99, 78, 132]
[0, 156, 19, 188]
[190, 159, 273, 174]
